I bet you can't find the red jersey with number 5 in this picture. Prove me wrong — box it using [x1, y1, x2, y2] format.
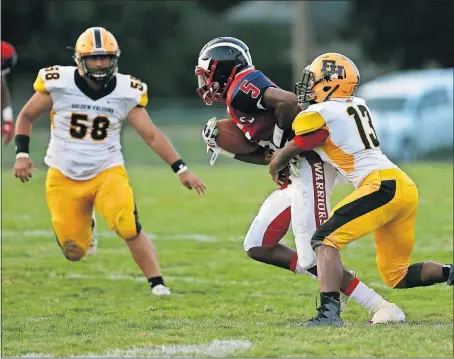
[226, 68, 278, 143]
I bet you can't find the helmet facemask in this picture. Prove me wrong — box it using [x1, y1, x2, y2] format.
[77, 54, 119, 84]
[295, 66, 343, 104]
[295, 67, 318, 104]
[195, 60, 238, 105]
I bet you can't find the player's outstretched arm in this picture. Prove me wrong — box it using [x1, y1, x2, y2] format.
[127, 107, 206, 195]
[13, 91, 53, 182]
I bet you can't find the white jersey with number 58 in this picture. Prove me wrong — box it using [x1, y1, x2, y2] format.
[292, 97, 396, 187]
[33, 65, 148, 180]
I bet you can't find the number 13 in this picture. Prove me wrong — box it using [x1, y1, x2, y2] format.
[347, 105, 380, 149]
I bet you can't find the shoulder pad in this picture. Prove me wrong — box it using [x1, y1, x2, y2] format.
[353, 96, 367, 106]
[34, 66, 74, 93]
[230, 70, 275, 112]
[292, 111, 326, 136]
[117, 73, 149, 107]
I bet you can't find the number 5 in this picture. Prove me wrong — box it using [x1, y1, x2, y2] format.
[239, 80, 260, 99]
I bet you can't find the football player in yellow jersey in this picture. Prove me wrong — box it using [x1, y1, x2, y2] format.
[269, 53, 453, 326]
[12, 27, 206, 296]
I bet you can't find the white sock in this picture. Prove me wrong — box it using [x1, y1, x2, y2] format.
[293, 260, 318, 279]
[348, 279, 388, 313]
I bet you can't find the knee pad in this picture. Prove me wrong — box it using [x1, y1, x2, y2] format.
[61, 240, 86, 261]
[114, 207, 142, 240]
[52, 218, 89, 261]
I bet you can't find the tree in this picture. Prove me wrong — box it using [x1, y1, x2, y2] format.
[196, 0, 245, 13]
[344, 0, 454, 68]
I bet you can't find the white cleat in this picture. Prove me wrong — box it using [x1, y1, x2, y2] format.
[368, 303, 406, 325]
[88, 215, 97, 256]
[151, 284, 171, 296]
[340, 292, 349, 313]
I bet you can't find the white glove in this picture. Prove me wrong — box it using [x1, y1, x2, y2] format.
[202, 117, 219, 150]
[201, 117, 235, 166]
[201, 117, 221, 165]
[289, 155, 301, 177]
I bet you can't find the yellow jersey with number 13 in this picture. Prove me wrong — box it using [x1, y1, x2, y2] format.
[33, 65, 148, 180]
[292, 97, 397, 188]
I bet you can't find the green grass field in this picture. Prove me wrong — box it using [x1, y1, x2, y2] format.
[1, 155, 453, 357]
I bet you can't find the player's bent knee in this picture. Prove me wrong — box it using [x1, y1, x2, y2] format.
[52, 219, 88, 261]
[114, 208, 142, 240]
[246, 246, 272, 262]
[243, 224, 264, 252]
[61, 240, 86, 261]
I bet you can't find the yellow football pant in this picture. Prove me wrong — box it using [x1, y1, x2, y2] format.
[313, 168, 418, 288]
[46, 166, 141, 256]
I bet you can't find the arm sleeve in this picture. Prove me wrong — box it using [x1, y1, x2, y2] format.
[293, 128, 329, 151]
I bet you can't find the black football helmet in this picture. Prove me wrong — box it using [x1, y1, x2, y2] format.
[196, 37, 253, 105]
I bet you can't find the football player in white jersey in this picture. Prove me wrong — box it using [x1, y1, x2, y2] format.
[270, 52, 454, 325]
[13, 27, 206, 297]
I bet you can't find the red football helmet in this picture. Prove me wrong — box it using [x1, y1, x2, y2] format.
[1, 41, 17, 75]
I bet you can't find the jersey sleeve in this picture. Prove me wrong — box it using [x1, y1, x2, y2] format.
[124, 75, 149, 113]
[33, 66, 66, 96]
[230, 71, 276, 113]
[33, 71, 47, 93]
[138, 90, 148, 107]
[292, 111, 326, 136]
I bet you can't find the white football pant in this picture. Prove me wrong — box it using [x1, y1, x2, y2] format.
[243, 152, 340, 270]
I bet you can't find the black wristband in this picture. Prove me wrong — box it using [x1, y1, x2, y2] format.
[15, 135, 30, 154]
[171, 159, 186, 173]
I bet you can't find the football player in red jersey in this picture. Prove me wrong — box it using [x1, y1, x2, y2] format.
[196, 37, 406, 324]
[1, 41, 18, 144]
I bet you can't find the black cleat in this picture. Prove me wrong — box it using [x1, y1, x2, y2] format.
[448, 265, 454, 286]
[303, 295, 344, 327]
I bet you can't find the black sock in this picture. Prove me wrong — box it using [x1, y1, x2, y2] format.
[148, 276, 164, 288]
[321, 291, 340, 304]
[442, 265, 452, 281]
[307, 265, 318, 277]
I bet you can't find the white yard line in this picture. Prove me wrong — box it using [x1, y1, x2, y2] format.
[18, 339, 252, 359]
[1, 230, 221, 242]
[49, 272, 268, 286]
[3, 229, 452, 253]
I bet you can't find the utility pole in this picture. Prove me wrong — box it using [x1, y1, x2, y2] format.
[291, 1, 310, 85]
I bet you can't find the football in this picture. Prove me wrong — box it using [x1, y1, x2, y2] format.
[216, 119, 260, 154]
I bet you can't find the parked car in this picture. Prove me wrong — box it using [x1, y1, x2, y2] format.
[357, 68, 453, 160]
